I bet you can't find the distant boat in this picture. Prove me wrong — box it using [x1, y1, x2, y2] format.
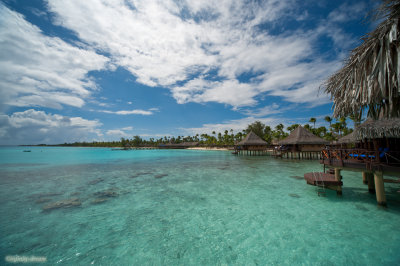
[23, 150, 31, 152]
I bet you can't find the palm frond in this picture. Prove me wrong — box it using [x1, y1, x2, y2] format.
[322, 0, 400, 119]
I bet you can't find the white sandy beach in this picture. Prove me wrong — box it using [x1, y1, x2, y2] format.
[187, 147, 231, 151]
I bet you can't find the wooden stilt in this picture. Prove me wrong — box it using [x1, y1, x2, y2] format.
[335, 168, 342, 195]
[362, 172, 368, 185]
[374, 172, 387, 207]
[367, 173, 375, 193]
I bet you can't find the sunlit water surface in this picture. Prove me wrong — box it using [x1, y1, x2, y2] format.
[0, 147, 399, 265]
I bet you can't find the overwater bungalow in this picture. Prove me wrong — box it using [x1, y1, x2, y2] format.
[333, 131, 357, 148]
[234, 131, 269, 155]
[322, 118, 400, 173]
[308, 0, 400, 206]
[318, 118, 400, 204]
[276, 126, 329, 159]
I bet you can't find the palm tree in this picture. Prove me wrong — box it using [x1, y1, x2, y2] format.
[273, 124, 285, 140]
[324, 116, 332, 129]
[235, 132, 243, 142]
[287, 124, 300, 132]
[331, 122, 341, 137]
[246, 121, 266, 138]
[315, 126, 327, 138]
[322, 0, 400, 119]
[309, 118, 316, 129]
[275, 123, 284, 132]
[348, 113, 362, 127]
[304, 124, 312, 131]
[339, 117, 347, 129]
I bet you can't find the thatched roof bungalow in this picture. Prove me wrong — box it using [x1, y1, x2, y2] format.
[334, 131, 357, 147]
[352, 118, 400, 153]
[318, 1, 400, 206]
[278, 126, 329, 152]
[234, 131, 268, 155]
[322, 0, 400, 119]
[355, 117, 400, 140]
[237, 131, 268, 146]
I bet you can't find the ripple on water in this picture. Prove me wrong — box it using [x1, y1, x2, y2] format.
[0, 148, 399, 265]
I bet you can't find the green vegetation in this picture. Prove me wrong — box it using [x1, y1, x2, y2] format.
[51, 117, 355, 148]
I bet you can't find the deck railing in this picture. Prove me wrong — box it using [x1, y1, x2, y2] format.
[321, 148, 400, 167]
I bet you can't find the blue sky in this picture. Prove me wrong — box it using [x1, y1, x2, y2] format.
[0, 0, 376, 144]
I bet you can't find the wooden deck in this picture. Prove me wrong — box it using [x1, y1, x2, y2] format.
[304, 172, 343, 186]
[320, 149, 400, 176]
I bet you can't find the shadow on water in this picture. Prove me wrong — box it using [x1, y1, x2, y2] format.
[319, 186, 400, 214]
[289, 175, 304, 180]
[154, 173, 168, 179]
[130, 171, 153, 178]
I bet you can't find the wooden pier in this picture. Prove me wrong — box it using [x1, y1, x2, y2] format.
[235, 149, 271, 156]
[273, 150, 321, 160]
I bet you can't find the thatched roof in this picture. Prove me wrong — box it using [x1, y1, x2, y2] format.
[322, 0, 400, 119]
[354, 117, 400, 139]
[336, 131, 357, 144]
[237, 131, 268, 146]
[271, 138, 279, 145]
[278, 126, 329, 145]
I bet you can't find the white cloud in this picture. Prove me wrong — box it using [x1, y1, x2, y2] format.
[0, 4, 109, 111]
[1, 0, 367, 116]
[106, 129, 129, 138]
[0, 109, 102, 145]
[172, 78, 258, 107]
[47, 0, 217, 87]
[106, 126, 134, 138]
[46, 0, 343, 108]
[269, 81, 331, 106]
[328, 2, 367, 23]
[99, 108, 157, 115]
[240, 103, 282, 117]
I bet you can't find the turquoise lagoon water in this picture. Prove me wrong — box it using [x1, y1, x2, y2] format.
[0, 146, 399, 265]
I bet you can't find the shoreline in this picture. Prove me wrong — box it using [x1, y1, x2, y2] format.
[18, 145, 234, 151]
[187, 147, 232, 151]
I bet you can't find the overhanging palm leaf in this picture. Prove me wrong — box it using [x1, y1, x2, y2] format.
[322, 0, 400, 119]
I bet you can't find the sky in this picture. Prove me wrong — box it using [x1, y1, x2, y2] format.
[0, 0, 377, 144]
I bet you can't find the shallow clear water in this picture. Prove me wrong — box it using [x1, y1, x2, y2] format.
[0, 146, 399, 265]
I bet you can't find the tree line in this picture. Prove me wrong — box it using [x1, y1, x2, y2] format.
[56, 116, 357, 148]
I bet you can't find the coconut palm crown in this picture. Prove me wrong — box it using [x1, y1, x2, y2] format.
[322, 0, 400, 120]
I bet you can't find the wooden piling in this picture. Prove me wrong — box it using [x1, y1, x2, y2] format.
[334, 168, 342, 195]
[374, 171, 387, 207]
[367, 173, 375, 194]
[362, 172, 368, 185]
